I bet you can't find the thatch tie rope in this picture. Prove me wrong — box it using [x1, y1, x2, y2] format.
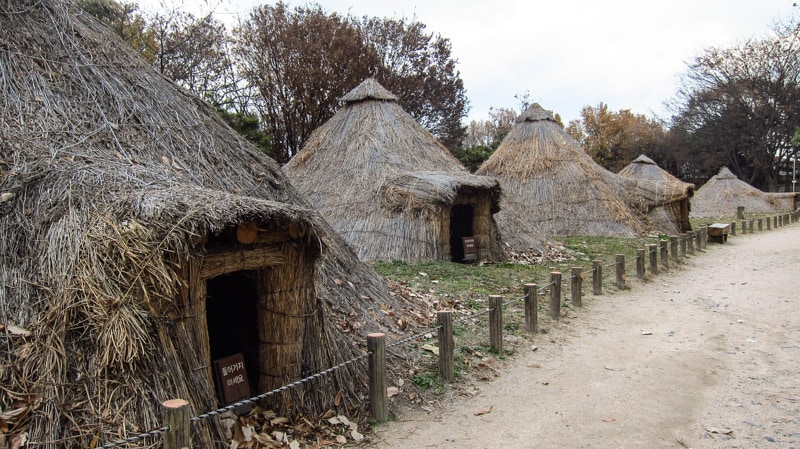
[189, 353, 370, 423]
[603, 262, 617, 268]
[98, 426, 171, 448]
[453, 306, 495, 324]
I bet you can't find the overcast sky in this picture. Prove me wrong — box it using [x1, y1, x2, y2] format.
[141, 0, 795, 124]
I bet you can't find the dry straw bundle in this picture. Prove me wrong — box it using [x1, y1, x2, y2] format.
[690, 167, 798, 218]
[284, 78, 505, 262]
[0, 2, 418, 447]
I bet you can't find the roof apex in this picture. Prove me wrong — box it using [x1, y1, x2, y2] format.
[340, 78, 398, 103]
[516, 103, 556, 123]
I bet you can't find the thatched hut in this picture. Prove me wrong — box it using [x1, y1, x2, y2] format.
[618, 155, 695, 233]
[691, 166, 799, 218]
[283, 78, 504, 262]
[0, 3, 415, 448]
[475, 104, 660, 248]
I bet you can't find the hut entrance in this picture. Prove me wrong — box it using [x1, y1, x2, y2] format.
[206, 270, 260, 396]
[449, 204, 474, 262]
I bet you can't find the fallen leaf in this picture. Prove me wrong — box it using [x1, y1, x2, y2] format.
[601, 417, 616, 422]
[334, 390, 343, 406]
[351, 429, 364, 441]
[387, 386, 399, 397]
[7, 325, 30, 337]
[474, 405, 493, 416]
[705, 427, 733, 435]
[335, 435, 347, 444]
[421, 344, 439, 355]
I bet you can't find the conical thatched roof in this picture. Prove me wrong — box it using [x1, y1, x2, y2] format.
[618, 155, 692, 190]
[0, 3, 417, 447]
[475, 104, 658, 246]
[618, 155, 695, 233]
[284, 78, 505, 262]
[691, 167, 798, 218]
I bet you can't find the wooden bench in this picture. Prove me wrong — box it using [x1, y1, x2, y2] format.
[707, 223, 731, 243]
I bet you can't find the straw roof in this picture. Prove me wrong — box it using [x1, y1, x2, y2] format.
[475, 104, 662, 247]
[284, 78, 504, 262]
[0, 2, 415, 447]
[617, 154, 695, 233]
[691, 167, 799, 218]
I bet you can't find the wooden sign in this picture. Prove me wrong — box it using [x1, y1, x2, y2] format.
[461, 236, 477, 261]
[213, 353, 251, 405]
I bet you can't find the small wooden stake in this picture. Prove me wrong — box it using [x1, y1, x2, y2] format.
[367, 333, 388, 422]
[524, 283, 538, 334]
[648, 243, 658, 274]
[679, 234, 687, 258]
[436, 312, 454, 381]
[571, 267, 582, 307]
[757, 218, 763, 232]
[730, 222, 737, 236]
[686, 232, 694, 255]
[696, 229, 703, 249]
[741, 220, 747, 234]
[636, 248, 645, 279]
[766, 216, 771, 230]
[660, 240, 669, 268]
[669, 236, 678, 262]
[489, 295, 503, 353]
[615, 254, 625, 289]
[592, 260, 602, 295]
[162, 399, 191, 449]
[549, 272, 561, 320]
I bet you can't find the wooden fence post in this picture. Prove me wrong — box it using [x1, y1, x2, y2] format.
[679, 234, 687, 258]
[700, 225, 708, 248]
[524, 283, 538, 334]
[669, 236, 678, 262]
[436, 312, 454, 381]
[774, 215, 778, 228]
[615, 254, 626, 289]
[591, 261, 602, 295]
[660, 239, 669, 269]
[489, 295, 503, 353]
[367, 333, 388, 422]
[730, 222, 736, 236]
[648, 244, 658, 274]
[687, 231, 695, 254]
[571, 267, 582, 307]
[696, 229, 703, 249]
[636, 248, 645, 279]
[549, 272, 561, 320]
[757, 218, 763, 232]
[748, 219, 754, 233]
[741, 220, 747, 234]
[766, 216, 771, 230]
[163, 399, 191, 449]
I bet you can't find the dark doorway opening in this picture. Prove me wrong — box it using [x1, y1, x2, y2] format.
[450, 204, 474, 262]
[206, 270, 260, 395]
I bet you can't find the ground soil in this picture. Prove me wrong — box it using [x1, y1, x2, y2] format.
[367, 224, 800, 448]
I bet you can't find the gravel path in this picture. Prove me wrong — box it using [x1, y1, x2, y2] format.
[369, 222, 800, 449]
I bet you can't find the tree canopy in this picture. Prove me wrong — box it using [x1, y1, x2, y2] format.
[234, 3, 468, 163]
[666, 19, 800, 190]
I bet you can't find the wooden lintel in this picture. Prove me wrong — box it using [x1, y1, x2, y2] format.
[200, 245, 284, 279]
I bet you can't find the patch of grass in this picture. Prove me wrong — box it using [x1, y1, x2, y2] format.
[410, 372, 443, 391]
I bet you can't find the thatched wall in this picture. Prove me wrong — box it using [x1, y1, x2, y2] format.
[284, 79, 505, 262]
[691, 167, 799, 218]
[0, 3, 417, 448]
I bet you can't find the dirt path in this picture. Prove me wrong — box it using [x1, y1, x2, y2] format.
[369, 224, 800, 448]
